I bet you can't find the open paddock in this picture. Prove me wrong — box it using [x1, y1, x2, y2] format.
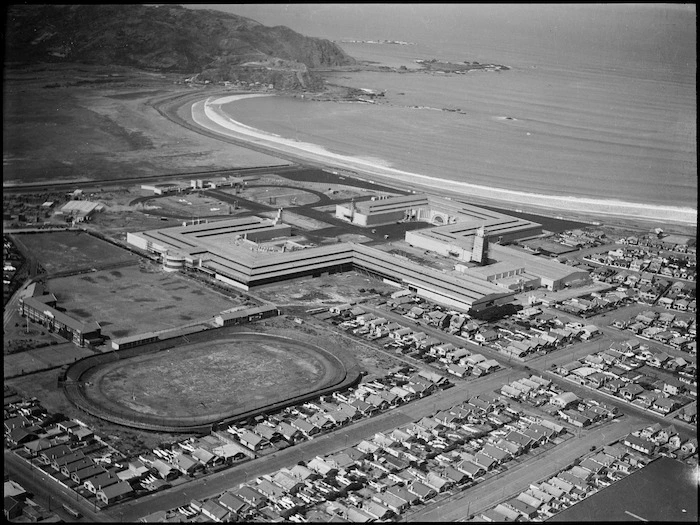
[12, 231, 138, 274]
[47, 265, 246, 339]
[4, 343, 95, 378]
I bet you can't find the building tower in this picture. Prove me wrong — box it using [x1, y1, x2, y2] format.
[349, 199, 356, 223]
[472, 226, 489, 265]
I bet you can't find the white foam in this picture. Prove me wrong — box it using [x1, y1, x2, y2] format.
[193, 95, 696, 225]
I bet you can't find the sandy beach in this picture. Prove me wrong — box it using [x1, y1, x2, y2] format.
[192, 94, 696, 226]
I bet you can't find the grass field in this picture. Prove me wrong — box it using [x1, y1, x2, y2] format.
[12, 231, 138, 274]
[47, 265, 246, 339]
[4, 343, 95, 378]
[82, 334, 339, 420]
[550, 457, 698, 522]
[4, 64, 287, 185]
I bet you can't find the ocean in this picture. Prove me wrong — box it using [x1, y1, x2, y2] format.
[213, 4, 696, 222]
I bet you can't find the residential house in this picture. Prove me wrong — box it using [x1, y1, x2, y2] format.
[623, 434, 656, 455]
[201, 500, 230, 522]
[97, 480, 133, 505]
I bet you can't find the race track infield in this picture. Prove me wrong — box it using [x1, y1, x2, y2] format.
[73, 332, 353, 430]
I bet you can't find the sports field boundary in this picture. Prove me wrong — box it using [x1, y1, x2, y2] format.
[62, 326, 360, 433]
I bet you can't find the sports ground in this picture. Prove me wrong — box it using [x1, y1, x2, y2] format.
[65, 331, 358, 432]
[48, 264, 247, 339]
[12, 231, 138, 274]
[550, 456, 698, 522]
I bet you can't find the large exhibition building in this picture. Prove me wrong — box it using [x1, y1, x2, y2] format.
[127, 194, 589, 312]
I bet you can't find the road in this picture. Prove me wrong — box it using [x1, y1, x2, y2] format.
[3, 277, 33, 330]
[1, 164, 299, 194]
[10, 284, 691, 521]
[406, 414, 649, 522]
[106, 362, 533, 521]
[4, 451, 109, 522]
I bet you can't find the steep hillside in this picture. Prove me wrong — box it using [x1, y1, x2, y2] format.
[5, 4, 355, 89]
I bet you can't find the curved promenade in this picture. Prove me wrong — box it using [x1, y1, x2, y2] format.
[63, 328, 360, 433]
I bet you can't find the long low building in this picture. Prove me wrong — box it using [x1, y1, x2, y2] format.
[127, 193, 588, 309]
[127, 217, 513, 312]
[19, 294, 102, 347]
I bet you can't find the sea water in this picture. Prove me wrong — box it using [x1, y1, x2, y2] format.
[220, 4, 696, 220]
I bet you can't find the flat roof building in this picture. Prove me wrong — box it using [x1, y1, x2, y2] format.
[127, 217, 514, 312]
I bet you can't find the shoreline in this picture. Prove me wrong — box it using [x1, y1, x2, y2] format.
[192, 94, 696, 227]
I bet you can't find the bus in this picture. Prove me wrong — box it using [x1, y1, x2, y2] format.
[62, 503, 82, 518]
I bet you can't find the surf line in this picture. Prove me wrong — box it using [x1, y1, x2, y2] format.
[193, 95, 697, 225]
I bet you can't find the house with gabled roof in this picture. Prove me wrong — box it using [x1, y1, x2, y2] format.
[495, 439, 522, 456]
[655, 425, 678, 444]
[201, 499, 230, 522]
[505, 431, 534, 451]
[623, 434, 655, 455]
[150, 458, 179, 480]
[308, 412, 335, 431]
[97, 480, 133, 505]
[307, 456, 338, 478]
[72, 464, 107, 484]
[191, 447, 217, 467]
[373, 491, 409, 514]
[482, 443, 511, 464]
[275, 422, 304, 444]
[253, 423, 281, 443]
[652, 397, 678, 414]
[51, 451, 85, 472]
[289, 464, 318, 482]
[39, 444, 71, 465]
[218, 492, 248, 516]
[232, 485, 268, 509]
[350, 398, 378, 416]
[84, 471, 120, 494]
[408, 481, 436, 502]
[291, 418, 320, 438]
[386, 485, 420, 507]
[237, 429, 270, 451]
[171, 452, 202, 475]
[473, 451, 497, 471]
[61, 457, 94, 478]
[620, 383, 645, 401]
[212, 441, 252, 462]
[579, 458, 605, 475]
[640, 423, 663, 439]
[255, 479, 285, 501]
[424, 471, 453, 492]
[505, 497, 538, 519]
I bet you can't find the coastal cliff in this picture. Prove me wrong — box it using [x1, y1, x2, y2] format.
[4, 4, 355, 90]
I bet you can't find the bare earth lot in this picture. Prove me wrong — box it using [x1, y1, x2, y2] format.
[253, 270, 398, 307]
[12, 231, 138, 274]
[47, 266, 245, 338]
